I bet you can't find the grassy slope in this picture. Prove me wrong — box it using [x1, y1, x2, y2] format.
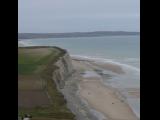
[18, 47, 75, 120]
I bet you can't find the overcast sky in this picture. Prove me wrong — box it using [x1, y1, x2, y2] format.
[18, 0, 140, 33]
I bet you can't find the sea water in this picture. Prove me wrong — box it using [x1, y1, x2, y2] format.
[19, 35, 140, 67]
[19, 35, 140, 118]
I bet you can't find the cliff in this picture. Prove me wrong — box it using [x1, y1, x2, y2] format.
[52, 52, 74, 89]
[18, 46, 75, 119]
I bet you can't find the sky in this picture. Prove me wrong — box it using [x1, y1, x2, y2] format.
[18, 0, 140, 33]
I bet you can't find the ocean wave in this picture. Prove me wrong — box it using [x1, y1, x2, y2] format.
[18, 40, 34, 46]
[122, 58, 140, 62]
[71, 54, 140, 73]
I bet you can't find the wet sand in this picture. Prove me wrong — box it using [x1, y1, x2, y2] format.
[72, 58, 139, 120]
[79, 78, 138, 120]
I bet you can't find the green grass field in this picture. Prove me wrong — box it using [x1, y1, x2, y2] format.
[18, 47, 75, 120]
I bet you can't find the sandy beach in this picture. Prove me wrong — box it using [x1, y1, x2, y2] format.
[71, 57, 139, 120]
[79, 78, 138, 120]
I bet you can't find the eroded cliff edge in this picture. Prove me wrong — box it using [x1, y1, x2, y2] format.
[48, 47, 98, 120]
[52, 51, 74, 89]
[18, 46, 102, 120]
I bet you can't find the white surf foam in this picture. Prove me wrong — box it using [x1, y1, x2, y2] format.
[71, 55, 140, 72]
[82, 71, 101, 78]
[90, 109, 108, 120]
[18, 40, 35, 46]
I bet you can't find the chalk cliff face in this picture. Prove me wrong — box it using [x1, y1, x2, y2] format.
[52, 52, 74, 89]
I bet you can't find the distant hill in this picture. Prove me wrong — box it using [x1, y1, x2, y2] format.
[18, 31, 140, 39]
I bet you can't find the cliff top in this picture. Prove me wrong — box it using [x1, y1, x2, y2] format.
[18, 46, 75, 119]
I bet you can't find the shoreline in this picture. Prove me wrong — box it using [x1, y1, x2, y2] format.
[65, 57, 140, 120]
[78, 79, 138, 120]
[18, 41, 140, 119]
[71, 55, 140, 72]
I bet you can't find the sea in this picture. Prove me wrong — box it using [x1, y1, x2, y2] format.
[19, 35, 140, 118]
[19, 35, 139, 68]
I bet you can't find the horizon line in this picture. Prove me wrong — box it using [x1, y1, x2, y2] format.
[19, 31, 140, 34]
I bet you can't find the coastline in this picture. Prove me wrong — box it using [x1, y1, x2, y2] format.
[18, 42, 140, 119]
[78, 78, 138, 120]
[65, 56, 140, 120]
